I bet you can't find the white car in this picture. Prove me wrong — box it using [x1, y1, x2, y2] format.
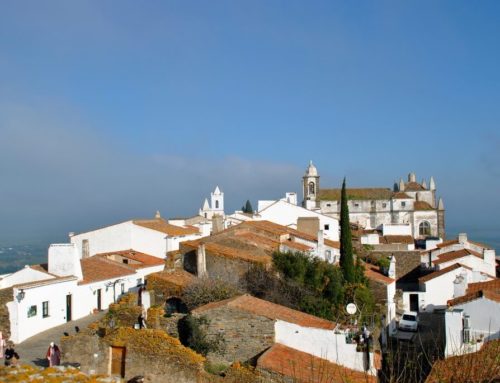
[398, 311, 419, 332]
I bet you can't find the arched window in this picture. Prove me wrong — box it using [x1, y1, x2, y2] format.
[215, 200, 219, 209]
[419, 221, 431, 237]
[308, 182, 315, 195]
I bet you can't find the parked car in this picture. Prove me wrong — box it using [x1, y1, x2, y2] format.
[398, 311, 419, 332]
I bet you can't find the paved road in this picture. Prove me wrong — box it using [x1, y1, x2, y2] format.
[15, 310, 107, 367]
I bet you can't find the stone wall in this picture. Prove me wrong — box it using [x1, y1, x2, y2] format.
[62, 327, 206, 383]
[0, 288, 13, 340]
[369, 251, 421, 281]
[194, 306, 275, 364]
[205, 254, 254, 286]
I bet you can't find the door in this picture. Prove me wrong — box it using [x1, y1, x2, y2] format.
[110, 346, 126, 377]
[409, 294, 419, 312]
[66, 294, 72, 322]
[97, 289, 102, 311]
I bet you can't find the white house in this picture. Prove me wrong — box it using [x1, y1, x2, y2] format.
[444, 279, 500, 357]
[422, 233, 496, 278]
[255, 197, 340, 241]
[70, 213, 202, 259]
[4, 245, 164, 343]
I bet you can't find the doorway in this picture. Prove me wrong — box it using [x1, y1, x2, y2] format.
[97, 289, 102, 311]
[110, 346, 126, 378]
[66, 294, 72, 322]
[409, 294, 419, 312]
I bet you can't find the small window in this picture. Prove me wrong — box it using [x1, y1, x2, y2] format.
[382, 203, 387, 208]
[419, 221, 431, 236]
[122, 259, 129, 264]
[308, 182, 315, 195]
[324, 224, 330, 230]
[27, 305, 37, 318]
[354, 203, 360, 208]
[121, 283, 125, 294]
[42, 301, 49, 318]
[401, 202, 406, 207]
[215, 200, 219, 209]
[326, 203, 331, 207]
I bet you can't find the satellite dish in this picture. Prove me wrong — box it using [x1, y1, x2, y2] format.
[346, 303, 357, 315]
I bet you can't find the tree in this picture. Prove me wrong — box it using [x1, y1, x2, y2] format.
[340, 177, 355, 283]
[242, 200, 253, 213]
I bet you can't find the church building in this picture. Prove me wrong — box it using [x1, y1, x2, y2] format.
[302, 161, 445, 239]
[199, 186, 225, 219]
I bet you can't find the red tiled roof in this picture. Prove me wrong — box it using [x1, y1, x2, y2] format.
[133, 218, 200, 236]
[392, 192, 412, 199]
[193, 294, 336, 330]
[149, 269, 196, 288]
[364, 263, 394, 284]
[257, 344, 377, 383]
[95, 249, 165, 269]
[413, 201, 434, 211]
[404, 182, 426, 191]
[234, 232, 281, 249]
[466, 279, 500, 294]
[182, 240, 272, 265]
[79, 257, 136, 285]
[436, 238, 492, 250]
[282, 241, 313, 252]
[447, 289, 500, 306]
[425, 340, 500, 383]
[432, 249, 482, 265]
[419, 263, 468, 283]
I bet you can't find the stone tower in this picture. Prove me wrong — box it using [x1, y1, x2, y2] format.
[303, 161, 320, 209]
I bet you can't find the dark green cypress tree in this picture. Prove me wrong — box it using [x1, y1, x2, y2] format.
[340, 177, 355, 283]
[244, 200, 253, 213]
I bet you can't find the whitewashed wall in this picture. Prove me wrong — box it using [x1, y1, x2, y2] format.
[258, 200, 339, 241]
[9, 278, 78, 343]
[0, 267, 54, 289]
[274, 320, 376, 375]
[453, 298, 500, 342]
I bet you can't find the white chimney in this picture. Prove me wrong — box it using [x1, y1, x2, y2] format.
[197, 244, 207, 278]
[458, 233, 468, 245]
[453, 273, 467, 298]
[388, 255, 396, 279]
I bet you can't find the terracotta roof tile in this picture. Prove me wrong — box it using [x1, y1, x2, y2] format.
[404, 182, 426, 191]
[364, 263, 394, 284]
[436, 238, 492, 250]
[392, 192, 412, 199]
[281, 241, 313, 252]
[182, 240, 272, 265]
[466, 279, 500, 294]
[149, 269, 196, 288]
[413, 201, 434, 211]
[318, 188, 393, 201]
[193, 294, 336, 330]
[425, 340, 500, 383]
[432, 249, 482, 265]
[95, 249, 165, 269]
[79, 257, 136, 285]
[448, 289, 500, 306]
[419, 263, 467, 283]
[133, 218, 200, 236]
[257, 344, 376, 383]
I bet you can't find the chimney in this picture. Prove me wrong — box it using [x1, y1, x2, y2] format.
[408, 172, 416, 183]
[197, 244, 207, 278]
[388, 255, 396, 279]
[68, 232, 75, 239]
[458, 233, 468, 245]
[155, 210, 161, 219]
[212, 214, 224, 234]
[453, 273, 467, 298]
[48, 244, 83, 280]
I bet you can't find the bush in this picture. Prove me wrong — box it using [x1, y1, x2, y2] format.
[182, 278, 240, 310]
[178, 314, 225, 356]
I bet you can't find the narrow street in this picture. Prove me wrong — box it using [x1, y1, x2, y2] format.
[15, 310, 106, 367]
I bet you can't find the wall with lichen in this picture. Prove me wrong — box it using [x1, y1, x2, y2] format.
[0, 288, 13, 340]
[205, 254, 254, 285]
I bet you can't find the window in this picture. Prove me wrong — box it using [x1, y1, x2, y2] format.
[122, 259, 129, 264]
[401, 202, 406, 207]
[121, 283, 125, 294]
[419, 221, 431, 236]
[42, 301, 49, 318]
[382, 203, 387, 208]
[325, 250, 332, 262]
[354, 203, 359, 208]
[326, 203, 331, 207]
[215, 200, 219, 209]
[27, 305, 37, 318]
[308, 182, 315, 194]
[324, 224, 330, 230]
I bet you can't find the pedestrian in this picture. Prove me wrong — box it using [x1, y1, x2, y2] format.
[46, 341, 61, 367]
[4, 342, 19, 366]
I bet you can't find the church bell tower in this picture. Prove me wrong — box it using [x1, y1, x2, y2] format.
[302, 161, 320, 209]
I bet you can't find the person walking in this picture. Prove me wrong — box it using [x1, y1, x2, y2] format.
[46, 341, 61, 367]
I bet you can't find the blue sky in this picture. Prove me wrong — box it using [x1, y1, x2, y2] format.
[0, 1, 499, 245]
